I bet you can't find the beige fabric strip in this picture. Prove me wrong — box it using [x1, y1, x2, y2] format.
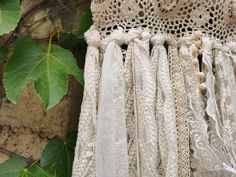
[168, 44, 191, 177]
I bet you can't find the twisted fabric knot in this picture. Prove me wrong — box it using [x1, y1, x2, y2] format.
[125, 29, 141, 43]
[141, 31, 152, 40]
[85, 25, 101, 47]
[109, 27, 126, 46]
[178, 37, 192, 47]
[215, 43, 231, 54]
[151, 35, 167, 45]
[192, 31, 203, 40]
[226, 42, 236, 54]
[101, 27, 126, 50]
[202, 37, 213, 53]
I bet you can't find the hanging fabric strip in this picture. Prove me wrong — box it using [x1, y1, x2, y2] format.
[179, 36, 236, 176]
[151, 36, 178, 177]
[151, 35, 167, 177]
[179, 36, 220, 176]
[202, 38, 223, 139]
[168, 42, 191, 177]
[96, 29, 129, 177]
[72, 26, 101, 177]
[214, 47, 236, 168]
[201, 39, 236, 175]
[124, 30, 141, 177]
[131, 32, 159, 177]
[150, 36, 169, 177]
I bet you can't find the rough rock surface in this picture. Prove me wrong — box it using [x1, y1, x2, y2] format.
[0, 126, 48, 163]
[0, 84, 74, 138]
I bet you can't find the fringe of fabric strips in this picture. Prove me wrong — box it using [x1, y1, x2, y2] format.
[72, 25, 236, 177]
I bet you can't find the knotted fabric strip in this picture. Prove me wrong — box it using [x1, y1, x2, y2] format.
[96, 28, 129, 177]
[72, 25, 101, 177]
[214, 47, 236, 174]
[202, 38, 223, 140]
[131, 31, 159, 177]
[179, 36, 219, 175]
[168, 40, 191, 177]
[151, 35, 178, 177]
[123, 29, 142, 177]
[180, 36, 232, 176]
[124, 39, 137, 177]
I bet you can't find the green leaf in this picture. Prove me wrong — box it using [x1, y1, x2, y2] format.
[0, 156, 26, 177]
[40, 133, 77, 177]
[0, 0, 21, 35]
[18, 165, 46, 177]
[44, 171, 56, 177]
[4, 37, 84, 109]
[77, 9, 93, 38]
[59, 33, 80, 49]
[0, 46, 8, 62]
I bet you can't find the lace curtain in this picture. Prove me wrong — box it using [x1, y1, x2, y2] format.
[73, 1, 236, 177]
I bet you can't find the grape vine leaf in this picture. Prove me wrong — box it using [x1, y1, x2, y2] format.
[77, 9, 93, 38]
[59, 33, 81, 49]
[0, 156, 26, 177]
[0, 0, 21, 35]
[4, 37, 84, 109]
[40, 132, 77, 177]
[18, 165, 52, 177]
[0, 46, 8, 62]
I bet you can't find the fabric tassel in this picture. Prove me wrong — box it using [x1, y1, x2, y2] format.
[72, 25, 101, 177]
[96, 29, 129, 177]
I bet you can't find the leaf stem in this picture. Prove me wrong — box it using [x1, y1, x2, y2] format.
[47, 33, 54, 55]
[47, 31, 59, 55]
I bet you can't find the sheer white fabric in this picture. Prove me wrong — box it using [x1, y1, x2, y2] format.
[96, 40, 129, 177]
[214, 46, 236, 170]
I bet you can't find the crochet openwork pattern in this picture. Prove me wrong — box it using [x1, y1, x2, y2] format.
[91, 0, 236, 42]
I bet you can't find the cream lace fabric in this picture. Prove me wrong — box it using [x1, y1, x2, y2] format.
[73, 1, 236, 177]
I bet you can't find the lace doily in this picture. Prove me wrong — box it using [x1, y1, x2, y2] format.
[91, 0, 236, 42]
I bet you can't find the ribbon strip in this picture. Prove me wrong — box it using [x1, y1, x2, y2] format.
[96, 30, 129, 177]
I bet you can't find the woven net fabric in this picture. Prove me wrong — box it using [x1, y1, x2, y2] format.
[91, 0, 236, 42]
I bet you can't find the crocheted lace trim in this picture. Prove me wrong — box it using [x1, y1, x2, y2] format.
[91, 0, 236, 43]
